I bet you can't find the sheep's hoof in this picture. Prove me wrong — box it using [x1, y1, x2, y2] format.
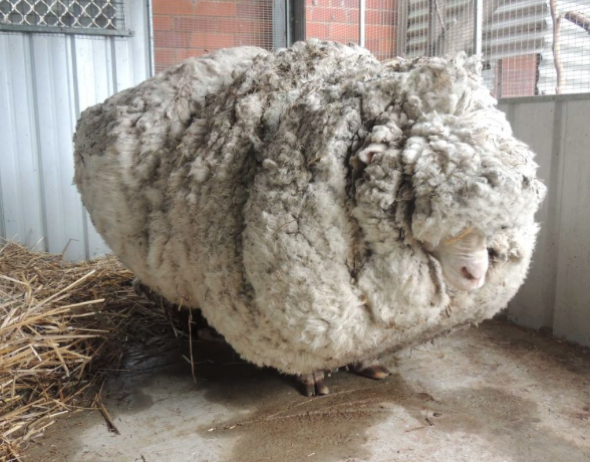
[297, 370, 330, 397]
[351, 363, 391, 380]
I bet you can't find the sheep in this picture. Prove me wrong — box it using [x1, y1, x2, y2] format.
[73, 40, 546, 396]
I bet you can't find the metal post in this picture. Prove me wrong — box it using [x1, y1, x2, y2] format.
[396, 0, 408, 56]
[287, 0, 305, 45]
[273, 0, 288, 49]
[146, 0, 155, 76]
[359, 0, 366, 47]
[286, 0, 292, 46]
[473, 0, 483, 55]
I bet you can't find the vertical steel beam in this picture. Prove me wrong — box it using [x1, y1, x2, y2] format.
[290, 0, 306, 44]
[396, 0, 408, 56]
[273, 0, 288, 49]
[474, 0, 483, 55]
[146, 0, 155, 76]
[359, 0, 366, 47]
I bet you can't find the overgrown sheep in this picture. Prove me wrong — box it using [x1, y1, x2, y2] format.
[73, 40, 546, 395]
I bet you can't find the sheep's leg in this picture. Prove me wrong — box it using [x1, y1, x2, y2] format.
[132, 278, 163, 304]
[132, 278, 224, 342]
[297, 370, 330, 397]
[350, 358, 391, 380]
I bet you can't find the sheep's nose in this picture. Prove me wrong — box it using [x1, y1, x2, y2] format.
[461, 267, 477, 280]
[461, 263, 487, 281]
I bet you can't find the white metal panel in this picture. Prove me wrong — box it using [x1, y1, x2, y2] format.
[113, 38, 134, 92]
[0, 0, 150, 260]
[0, 33, 45, 250]
[72, 35, 114, 259]
[30, 34, 87, 260]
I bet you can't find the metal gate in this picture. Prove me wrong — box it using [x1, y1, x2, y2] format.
[0, 0, 152, 260]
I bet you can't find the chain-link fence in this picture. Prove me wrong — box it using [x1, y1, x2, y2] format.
[152, 0, 590, 97]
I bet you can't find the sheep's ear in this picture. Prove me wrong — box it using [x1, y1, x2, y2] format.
[357, 143, 388, 164]
[358, 150, 375, 164]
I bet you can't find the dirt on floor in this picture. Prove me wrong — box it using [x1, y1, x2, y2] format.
[25, 318, 590, 462]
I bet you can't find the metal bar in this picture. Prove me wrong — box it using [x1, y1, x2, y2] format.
[146, 0, 155, 76]
[273, 0, 288, 49]
[0, 145, 5, 240]
[286, 0, 292, 45]
[0, 24, 133, 37]
[498, 92, 590, 104]
[359, 0, 366, 47]
[473, 0, 483, 55]
[396, 0, 409, 56]
[290, 0, 305, 44]
[69, 34, 90, 260]
[28, 34, 49, 251]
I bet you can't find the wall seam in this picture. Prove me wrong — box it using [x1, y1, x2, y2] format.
[547, 100, 567, 330]
[28, 34, 50, 252]
[69, 34, 91, 260]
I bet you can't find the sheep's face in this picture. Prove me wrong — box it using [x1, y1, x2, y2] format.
[425, 230, 489, 291]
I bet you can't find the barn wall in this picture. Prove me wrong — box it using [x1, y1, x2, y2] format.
[499, 94, 590, 347]
[0, 0, 151, 261]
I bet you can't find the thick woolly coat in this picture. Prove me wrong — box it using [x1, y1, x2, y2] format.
[74, 40, 546, 375]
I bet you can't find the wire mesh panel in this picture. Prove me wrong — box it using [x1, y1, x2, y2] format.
[482, 0, 590, 96]
[305, 0, 360, 46]
[150, 0, 590, 96]
[405, 0, 477, 57]
[539, 0, 590, 95]
[0, 0, 125, 30]
[152, 0, 274, 73]
[397, 0, 590, 96]
[365, 0, 397, 60]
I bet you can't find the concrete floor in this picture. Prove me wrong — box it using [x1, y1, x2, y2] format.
[27, 319, 590, 462]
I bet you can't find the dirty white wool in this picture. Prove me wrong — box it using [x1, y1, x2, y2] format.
[74, 41, 546, 375]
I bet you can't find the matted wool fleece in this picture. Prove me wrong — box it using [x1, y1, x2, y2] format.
[73, 40, 546, 376]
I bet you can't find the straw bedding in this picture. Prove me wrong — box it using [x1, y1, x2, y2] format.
[0, 242, 173, 461]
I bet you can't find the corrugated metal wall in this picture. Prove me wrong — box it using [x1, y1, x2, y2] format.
[0, 0, 151, 261]
[500, 94, 590, 347]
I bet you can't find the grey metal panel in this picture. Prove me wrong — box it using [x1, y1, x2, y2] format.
[501, 97, 590, 347]
[552, 100, 590, 346]
[0, 0, 150, 259]
[501, 100, 557, 330]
